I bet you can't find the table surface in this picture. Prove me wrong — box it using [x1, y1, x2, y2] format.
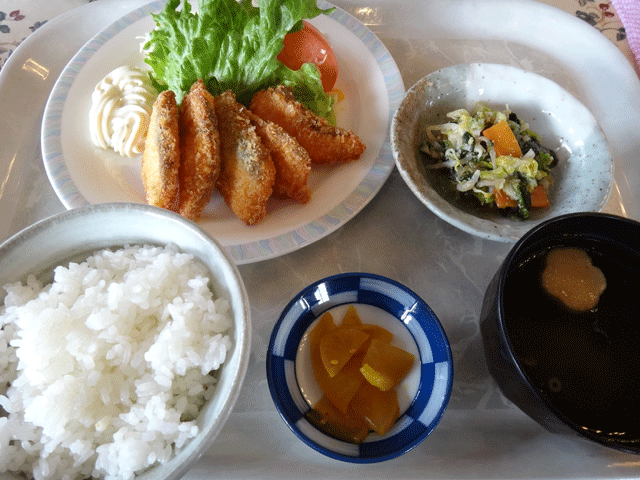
[0, 0, 635, 72]
[1, 0, 640, 479]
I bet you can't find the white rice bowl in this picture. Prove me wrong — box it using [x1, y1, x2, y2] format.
[0, 204, 251, 480]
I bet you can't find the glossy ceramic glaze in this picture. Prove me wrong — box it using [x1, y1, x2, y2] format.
[480, 212, 640, 454]
[391, 63, 614, 243]
[0, 203, 252, 480]
[266, 273, 453, 463]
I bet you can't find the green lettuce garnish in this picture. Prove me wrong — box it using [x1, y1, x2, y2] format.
[144, 0, 336, 123]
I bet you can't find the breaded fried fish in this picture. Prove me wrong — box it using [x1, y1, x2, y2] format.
[141, 90, 180, 211]
[214, 90, 275, 225]
[246, 110, 311, 204]
[178, 79, 220, 221]
[250, 85, 366, 165]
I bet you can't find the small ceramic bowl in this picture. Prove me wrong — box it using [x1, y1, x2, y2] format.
[0, 203, 251, 480]
[480, 212, 640, 454]
[266, 273, 453, 463]
[390, 63, 613, 242]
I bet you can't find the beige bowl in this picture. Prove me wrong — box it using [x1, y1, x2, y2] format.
[390, 63, 613, 242]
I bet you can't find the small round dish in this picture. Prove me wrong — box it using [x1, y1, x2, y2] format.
[266, 273, 453, 463]
[390, 63, 614, 243]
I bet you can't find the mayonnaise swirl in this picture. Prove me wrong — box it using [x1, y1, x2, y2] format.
[89, 65, 156, 157]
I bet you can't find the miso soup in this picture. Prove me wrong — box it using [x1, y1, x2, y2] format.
[503, 243, 640, 439]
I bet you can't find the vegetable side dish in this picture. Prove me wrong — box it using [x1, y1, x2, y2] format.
[306, 305, 415, 444]
[421, 103, 558, 219]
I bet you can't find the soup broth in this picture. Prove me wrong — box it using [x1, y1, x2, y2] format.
[503, 243, 640, 439]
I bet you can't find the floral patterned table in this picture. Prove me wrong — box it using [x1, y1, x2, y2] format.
[0, 0, 636, 74]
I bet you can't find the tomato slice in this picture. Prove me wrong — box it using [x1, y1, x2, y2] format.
[277, 20, 338, 93]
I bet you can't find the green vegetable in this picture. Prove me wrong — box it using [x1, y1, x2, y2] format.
[144, 0, 336, 122]
[422, 103, 558, 219]
[514, 173, 532, 219]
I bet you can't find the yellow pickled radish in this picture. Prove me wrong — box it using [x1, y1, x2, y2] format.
[357, 324, 393, 344]
[306, 395, 370, 444]
[310, 312, 364, 413]
[349, 381, 400, 436]
[320, 326, 369, 377]
[322, 353, 366, 413]
[359, 338, 415, 392]
[341, 304, 362, 326]
[308, 305, 415, 444]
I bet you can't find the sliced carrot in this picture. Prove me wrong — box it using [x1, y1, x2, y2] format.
[483, 120, 522, 157]
[529, 184, 550, 207]
[493, 188, 517, 209]
[494, 185, 549, 209]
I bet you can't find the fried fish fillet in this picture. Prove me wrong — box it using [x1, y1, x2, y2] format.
[249, 85, 366, 165]
[178, 79, 221, 221]
[246, 110, 311, 204]
[141, 90, 180, 211]
[214, 90, 275, 225]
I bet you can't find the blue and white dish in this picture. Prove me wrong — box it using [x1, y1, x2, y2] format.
[266, 273, 453, 463]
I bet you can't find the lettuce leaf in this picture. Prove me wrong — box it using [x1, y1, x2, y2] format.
[144, 0, 335, 122]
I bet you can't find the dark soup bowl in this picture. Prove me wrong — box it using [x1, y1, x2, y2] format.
[480, 212, 640, 454]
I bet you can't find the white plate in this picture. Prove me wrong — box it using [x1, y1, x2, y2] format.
[41, 0, 405, 264]
[391, 63, 614, 242]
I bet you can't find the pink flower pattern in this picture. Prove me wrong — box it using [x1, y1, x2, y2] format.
[1, 8, 49, 70]
[576, 0, 627, 41]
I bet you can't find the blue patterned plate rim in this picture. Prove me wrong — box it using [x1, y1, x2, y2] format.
[265, 272, 453, 463]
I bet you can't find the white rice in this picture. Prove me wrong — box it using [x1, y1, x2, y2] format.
[0, 244, 233, 480]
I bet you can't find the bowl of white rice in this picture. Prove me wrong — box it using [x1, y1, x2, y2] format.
[0, 203, 251, 480]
